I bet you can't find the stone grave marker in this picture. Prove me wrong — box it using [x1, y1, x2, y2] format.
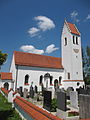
[66, 87, 74, 100]
[30, 85, 34, 98]
[19, 86, 23, 97]
[76, 87, 86, 95]
[79, 94, 90, 119]
[34, 85, 38, 93]
[70, 91, 78, 109]
[86, 87, 90, 95]
[23, 88, 28, 98]
[56, 91, 67, 119]
[43, 90, 51, 111]
[57, 91, 67, 111]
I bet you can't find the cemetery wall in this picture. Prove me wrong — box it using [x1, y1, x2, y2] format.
[14, 96, 62, 120]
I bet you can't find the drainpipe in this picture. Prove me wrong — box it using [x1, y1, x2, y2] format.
[15, 65, 18, 90]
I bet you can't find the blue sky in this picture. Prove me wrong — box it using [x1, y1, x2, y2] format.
[0, 0, 90, 72]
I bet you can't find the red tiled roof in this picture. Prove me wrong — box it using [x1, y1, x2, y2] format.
[14, 96, 62, 120]
[80, 119, 90, 120]
[14, 51, 63, 69]
[67, 22, 80, 36]
[0, 72, 12, 80]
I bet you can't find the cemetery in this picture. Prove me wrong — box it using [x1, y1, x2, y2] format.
[0, 84, 90, 120]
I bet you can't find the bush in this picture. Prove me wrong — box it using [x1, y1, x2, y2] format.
[51, 98, 57, 112]
[0, 93, 22, 120]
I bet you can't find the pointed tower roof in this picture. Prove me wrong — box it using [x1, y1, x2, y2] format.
[65, 20, 80, 36]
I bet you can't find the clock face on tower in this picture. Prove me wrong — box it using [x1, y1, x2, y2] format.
[73, 49, 79, 53]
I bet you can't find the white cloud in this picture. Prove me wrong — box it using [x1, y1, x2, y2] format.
[45, 44, 59, 54]
[34, 16, 55, 31]
[70, 11, 80, 23]
[86, 14, 90, 20]
[28, 27, 40, 37]
[20, 45, 44, 54]
[28, 16, 55, 37]
[71, 11, 78, 17]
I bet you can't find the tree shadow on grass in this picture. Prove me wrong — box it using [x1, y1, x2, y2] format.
[0, 109, 14, 120]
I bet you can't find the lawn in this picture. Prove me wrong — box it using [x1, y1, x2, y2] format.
[0, 93, 22, 120]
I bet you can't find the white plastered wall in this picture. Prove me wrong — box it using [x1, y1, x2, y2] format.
[15, 65, 64, 92]
[61, 22, 84, 90]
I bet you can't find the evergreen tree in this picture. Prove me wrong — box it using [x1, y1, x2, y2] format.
[82, 46, 90, 85]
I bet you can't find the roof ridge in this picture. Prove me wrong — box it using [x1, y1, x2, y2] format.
[64, 20, 71, 33]
[0, 72, 12, 74]
[73, 23, 80, 35]
[14, 51, 61, 59]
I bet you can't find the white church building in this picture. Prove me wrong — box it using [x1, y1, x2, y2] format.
[2, 20, 85, 91]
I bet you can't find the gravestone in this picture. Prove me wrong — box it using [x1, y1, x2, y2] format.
[8, 90, 13, 103]
[70, 91, 78, 109]
[79, 94, 90, 119]
[17, 88, 19, 93]
[56, 91, 67, 119]
[76, 87, 86, 95]
[19, 87, 23, 97]
[66, 87, 74, 100]
[48, 88, 55, 99]
[57, 91, 67, 111]
[30, 85, 34, 98]
[23, 88, 28, 98]
[86, 87, 90, 95]
[34, 85, 38, 93]
[43, 90, 51, 111]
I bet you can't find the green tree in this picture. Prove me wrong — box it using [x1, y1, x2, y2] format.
[82, 46, 90, 85]
[0, 50, 8, 69]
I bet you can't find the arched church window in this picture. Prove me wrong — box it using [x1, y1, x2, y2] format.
[25, 74, 29, 85]
[76, 36, 78, 45]
[50, 76, 53, 85]
[44, 73, 50, 78]
[54, 79, 59, 91]
[4, 82, 9, 90]
[39, 75, 43, 85]
[59, 76, 62, 84]
[68, 73, 70, 79]
[64, 37, 67, 46]
[73, 36, 75, 44]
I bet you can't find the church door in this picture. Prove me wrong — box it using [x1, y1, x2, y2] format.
[4, 82, 9, 90]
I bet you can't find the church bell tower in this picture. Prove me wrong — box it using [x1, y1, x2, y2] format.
[61, 20, 84, 90]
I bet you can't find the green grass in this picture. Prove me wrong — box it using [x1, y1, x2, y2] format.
[0, 93, 22, 120]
